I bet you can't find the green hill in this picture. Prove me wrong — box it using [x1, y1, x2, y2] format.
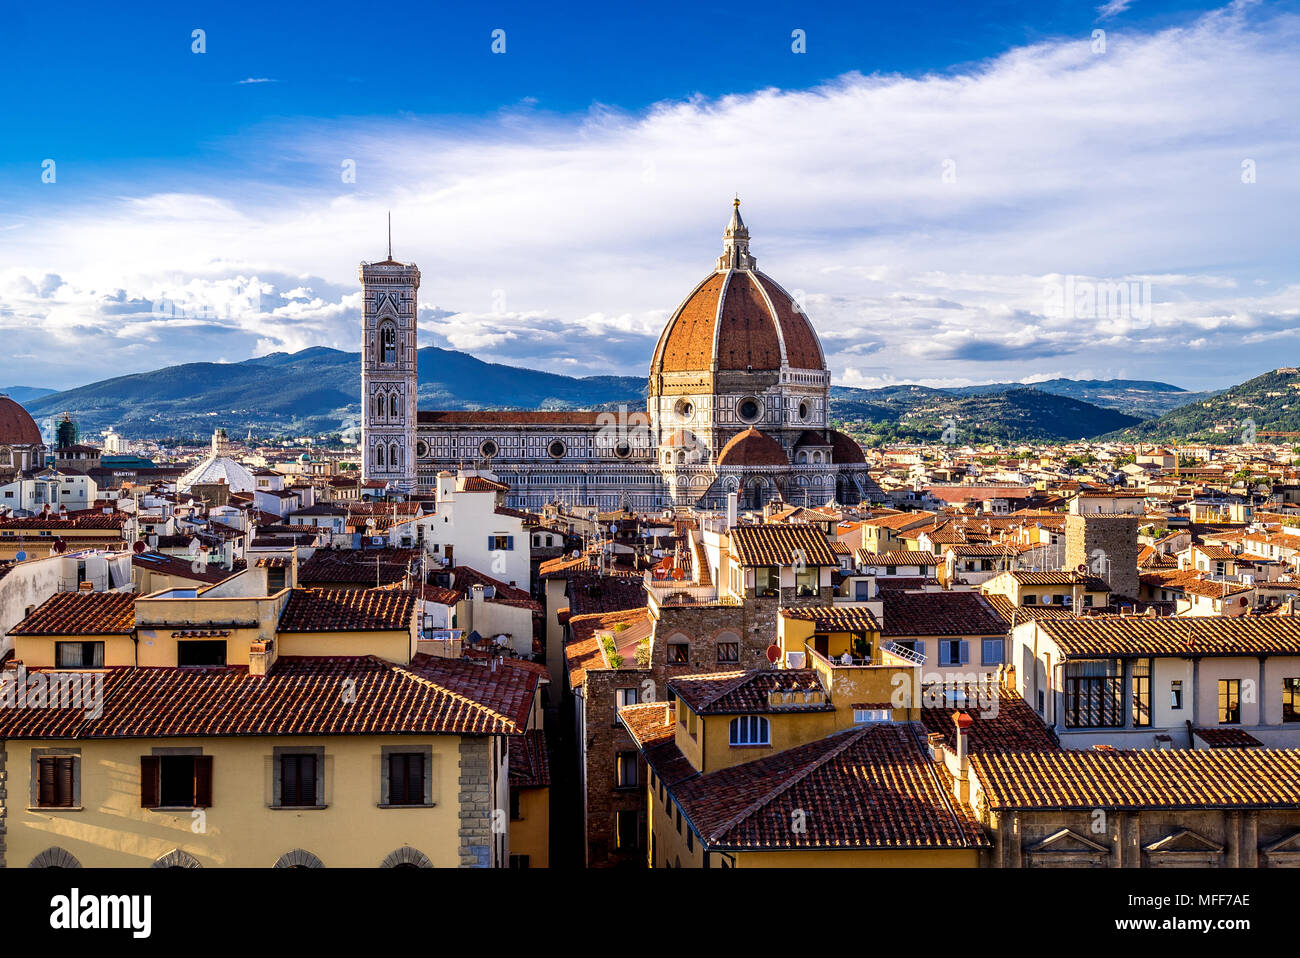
[832, 387, 1143, 444]
[1102, 368, 1300, 442]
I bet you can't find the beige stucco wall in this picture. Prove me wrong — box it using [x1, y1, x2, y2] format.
[5, 734, 465, 868]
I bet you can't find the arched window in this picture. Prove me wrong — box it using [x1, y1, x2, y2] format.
[390, 444, 401, 470]
[374, 446, 384, 468]
[380, 323, 397, 363]
[729, 715, 770, 746]
[390, 392, 400, 418]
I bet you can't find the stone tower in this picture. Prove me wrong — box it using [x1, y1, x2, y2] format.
[1065, 513, 1140, 602]
[360, 231, 420, 489]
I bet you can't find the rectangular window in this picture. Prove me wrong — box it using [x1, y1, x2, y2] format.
[668, 643, 689, 665]
[36, 756, 76, 808]
[981, 638, 1003, 666]
[615, 687, 639, 715]
[177, 640, 226, 667]
[1170, 680, 1184, 710]
[386, 752, 427, 805]
[616, 810, 640, 850]
[716, 641, 739, 664]
[754, 566, 779, 596]
[1063, 659, 1124, 728]
[55, 641, 104, 668]
[267, 567, 287, 592]
[141, 754, 212, 809]
[1083, 595, 1094, 607]
[489, 534, 514, 551]
[853, 708, 890, 725]
[794, 568, 818, 597]
[278, 753, 319, 807]
[938, 639, 968, 667]
[616, 751, 638, 789]
[854, 580, 871, 601]
[1131, 658, 1151, 728]
[1024, 594, 1037, 605]
[1219, 679, 1241, 725]
[1284, 678, 1300, 723]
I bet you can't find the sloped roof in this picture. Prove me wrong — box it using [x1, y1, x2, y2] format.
[0, 655, 534, 739]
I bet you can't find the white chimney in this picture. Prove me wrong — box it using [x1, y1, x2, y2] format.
[726, 491, 738, 530]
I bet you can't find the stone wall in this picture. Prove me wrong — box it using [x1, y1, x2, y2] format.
[990, 806, 1300, 867]
[457, 736, 492, 868]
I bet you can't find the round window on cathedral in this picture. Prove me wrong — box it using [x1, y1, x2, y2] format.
[738, 398, 760, 423]
[548, 439, 567, 459]
[480, 439, 498, 459]
[674, 398, 694, 421]
[798, 400, 810, 420]
[416, 440, 430, 459]
[614, 439, 632, 459]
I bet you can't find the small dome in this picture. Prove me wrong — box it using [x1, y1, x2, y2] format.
[829, 430, 866, 464]
[0, 396, 43, 446]
[717, 428, 788, 468]
[794, 430, 832, 448]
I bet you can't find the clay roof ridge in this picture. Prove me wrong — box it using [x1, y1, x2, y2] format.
[398, 660, 525, 734]
[703, 726, 868, 844]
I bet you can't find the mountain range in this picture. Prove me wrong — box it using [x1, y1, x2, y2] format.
[12, 347, 1277, 445]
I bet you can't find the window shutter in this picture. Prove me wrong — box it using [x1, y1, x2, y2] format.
[38, 757, 57, 806]
[57, 757, 74, 806]
[960, 641, 970, 665]
[410, 754, 426, 804]
[505, 536, 513, 550]
[193, 755, 214, 808]
[302, 755, 318, 806]
[140, 756, 160, 808]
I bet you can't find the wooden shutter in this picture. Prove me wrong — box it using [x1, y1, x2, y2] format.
[140, 756, 160, 808]
[409, 754, 425, 804]
[193, 755, 213, 808]
[38, 757, 57, 806]
[56, 757, 74, 806]
[300, 754, 317, 806]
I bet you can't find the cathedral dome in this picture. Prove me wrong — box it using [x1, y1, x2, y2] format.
[0, 396, 43, 446]
[649, 201, 826, 378]
[716, 428, 788, 468]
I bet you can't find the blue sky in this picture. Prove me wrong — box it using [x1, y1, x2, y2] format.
[1, 0, 1297, 395]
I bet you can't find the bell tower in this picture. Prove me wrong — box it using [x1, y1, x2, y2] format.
[360, 218, 420, 489]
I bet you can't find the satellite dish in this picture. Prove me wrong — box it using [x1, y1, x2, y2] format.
[52, 538, 67, 554]
[133, 540, 146, 554]
[1076, 564, 1088, 574]
[766, 644, 781, 664]
[14, 550, 26, 562]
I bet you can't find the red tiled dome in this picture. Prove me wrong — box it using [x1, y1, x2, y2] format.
[717, 428, 788, 468]
[0, 396, 43, 446]
[829, 430, 866, 464]
[649, 203, 825, 378]
[651, 271, 824, 376]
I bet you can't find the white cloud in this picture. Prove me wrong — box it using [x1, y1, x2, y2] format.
[1097, 0, 1135, 20]
[2, 2, 1297, 392]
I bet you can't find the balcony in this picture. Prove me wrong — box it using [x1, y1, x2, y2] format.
[643, 572, 740, 610]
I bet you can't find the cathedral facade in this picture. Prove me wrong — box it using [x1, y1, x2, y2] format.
[359, 202, 880, 512]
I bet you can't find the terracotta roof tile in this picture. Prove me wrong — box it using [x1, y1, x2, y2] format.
[277, 588, 415, 632]
[973, 747, 1300, 810]
[730, 523, 837, 567]
[666, 725, 989, 850]
[10, 591, 136, 636]
[1036, 615, 1300, 658]
[0, 655, 533, 739]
